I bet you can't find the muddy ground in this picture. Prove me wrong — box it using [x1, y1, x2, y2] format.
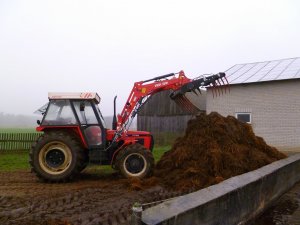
[0, 170, 176, 225]
[0, 112, 288, 224]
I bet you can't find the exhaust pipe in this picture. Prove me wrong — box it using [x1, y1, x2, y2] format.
[112, 96, 117, 130]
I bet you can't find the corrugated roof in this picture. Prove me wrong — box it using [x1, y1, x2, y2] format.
[226, 57, 300, 84]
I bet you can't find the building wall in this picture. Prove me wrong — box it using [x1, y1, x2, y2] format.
[137, 90, 206, 131]
[137, 90, 206, 145]
[206, 79, 300, 151]
[138, 90, 206, 117]
[137, 115, 194, 145]
[138, 115, 194, 133]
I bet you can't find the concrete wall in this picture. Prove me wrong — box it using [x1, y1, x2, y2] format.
[142, 154, 300, 225]
[206, 79, 300, 151]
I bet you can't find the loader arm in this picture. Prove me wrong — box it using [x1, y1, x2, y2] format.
[115, 70, 228, 138]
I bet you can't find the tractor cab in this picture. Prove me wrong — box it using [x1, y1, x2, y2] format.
[37, 92, 106, 149]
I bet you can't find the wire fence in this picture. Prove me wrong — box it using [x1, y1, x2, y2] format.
[0, 133, 41, 152]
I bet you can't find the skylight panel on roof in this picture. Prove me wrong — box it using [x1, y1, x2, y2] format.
[279, 59, 300, 79]
[242, 62, 268, 83]
[225, 57, 300, 84]
[259, 58, 295, 81]
[230, 62, 266, 84]
[279, 70, 299, 79]
[226, 64, 245, 78]
[287, 58, 300, 77]
[241, 61, 277, 83]
[228, 64, 255, 83]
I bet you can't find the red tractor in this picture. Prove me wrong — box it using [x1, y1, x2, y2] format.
[30, 70, 228, 182]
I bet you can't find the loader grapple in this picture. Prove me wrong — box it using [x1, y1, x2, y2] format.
[170, 72, 229, 113]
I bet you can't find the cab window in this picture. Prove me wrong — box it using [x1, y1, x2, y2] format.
[73, 101, 98, 124]
[42, 100, 77, 125]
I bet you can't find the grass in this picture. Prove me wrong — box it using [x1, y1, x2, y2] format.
[0, 146, 171, 172]
[152, 145, 170, 162]
[0, 152, 30, 171]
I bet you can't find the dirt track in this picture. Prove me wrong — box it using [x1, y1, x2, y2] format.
[0, 170, 175, 225]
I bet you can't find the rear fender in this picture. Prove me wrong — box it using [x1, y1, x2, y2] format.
[36, 126, 88, 148]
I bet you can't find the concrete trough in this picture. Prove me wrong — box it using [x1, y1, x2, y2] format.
[142, 154, 300, 225]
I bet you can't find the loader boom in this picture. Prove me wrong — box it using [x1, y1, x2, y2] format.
[116, 70, 227, 138]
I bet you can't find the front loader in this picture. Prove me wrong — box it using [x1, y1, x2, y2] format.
[30, 70, 228, 182]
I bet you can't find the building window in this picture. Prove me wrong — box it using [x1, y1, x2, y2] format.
[236, 113, 251, 124]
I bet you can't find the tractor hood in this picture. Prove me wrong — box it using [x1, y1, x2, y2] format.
[124, 130, 151, 136]
[106, 129, 151, 140]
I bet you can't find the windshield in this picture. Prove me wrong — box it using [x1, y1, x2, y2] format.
[42, 100, 77, 125]
[34, 103, 49, 115]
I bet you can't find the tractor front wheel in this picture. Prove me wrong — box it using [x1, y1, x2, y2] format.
[29, 131, 85, 182]
[116, 144, 154, 179]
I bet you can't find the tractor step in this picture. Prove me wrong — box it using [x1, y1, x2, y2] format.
[89, 148, 109, 164]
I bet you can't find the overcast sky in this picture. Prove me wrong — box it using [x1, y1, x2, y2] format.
[0, 0, 299, 116]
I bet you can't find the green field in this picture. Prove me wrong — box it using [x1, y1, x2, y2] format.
[0, 128, 37, 133]
[152, 145, 170, 161]
[0, 152, 29, 171]
[0, 146, 170, 172]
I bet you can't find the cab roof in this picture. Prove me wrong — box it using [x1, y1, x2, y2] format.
[48, 92, 101, 104]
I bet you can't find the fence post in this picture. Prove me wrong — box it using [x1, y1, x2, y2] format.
[131, 202, 143, 225]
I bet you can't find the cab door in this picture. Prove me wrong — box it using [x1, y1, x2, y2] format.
[72, 100, 105, 148]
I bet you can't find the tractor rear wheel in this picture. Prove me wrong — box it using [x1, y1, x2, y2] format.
[116, 144, 154, 179]
[29, 131, 85, 182]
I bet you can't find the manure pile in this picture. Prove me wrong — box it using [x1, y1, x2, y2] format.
[155, 112, 286, 191]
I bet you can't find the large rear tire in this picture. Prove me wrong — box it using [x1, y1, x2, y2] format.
[116, 144, 154, 179]
[29, 131, 86, 182]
